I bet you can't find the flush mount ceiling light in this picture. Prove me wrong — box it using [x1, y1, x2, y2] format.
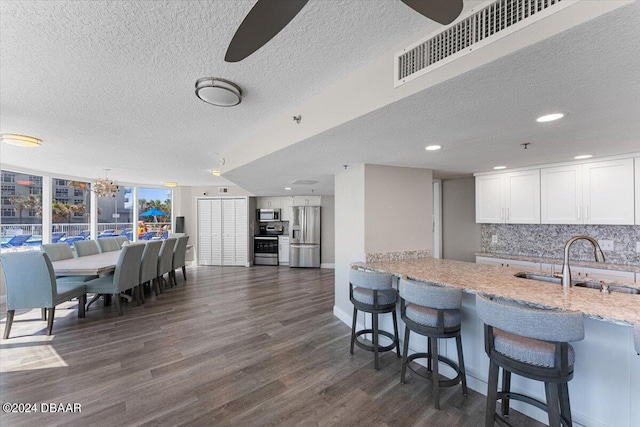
[0, 133, 42, 147]
[493, 166, 507, 170]
[195, 77, 242, 107]
[164, 182, 178, 187]
[425, 145, 442, 151]
[536, 113, 564, 122]
[574, 154, 593, 160]
[211, 169, 221, 177]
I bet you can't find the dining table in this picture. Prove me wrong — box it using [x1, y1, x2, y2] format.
[51, 250, 121, 277]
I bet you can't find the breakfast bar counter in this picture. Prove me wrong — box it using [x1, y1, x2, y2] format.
[355, 257, 640, 326]
[352, 257, 640, 427]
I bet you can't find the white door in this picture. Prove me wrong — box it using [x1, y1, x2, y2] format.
[233, 198, 247, 266]
[197, 199, 213, 266]
[222, 199, 236, 266]
[583, 159, 634, 225]
[541, 165, 582, 224]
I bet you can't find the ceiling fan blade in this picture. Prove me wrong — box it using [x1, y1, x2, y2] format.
[225, 0, 309, 63]
[400, 0, 463, 25]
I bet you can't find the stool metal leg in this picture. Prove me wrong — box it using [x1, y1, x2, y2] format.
[501, 369, 511, 417]
[456, 334, 468, 396]
[431, 337, 440, 409]
[485, 361, 500, 427]
[545, 382, 561, 427]
[350, 307, 358, 355]
[559, 382, 572, 426]
[373, 313, 379, 370]
[392, 309, 400, 358]
[427, 337, 433, 372]
[401, 327, 410, 383]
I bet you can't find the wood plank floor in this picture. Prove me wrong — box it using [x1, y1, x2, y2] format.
[0, 266, 544, 426]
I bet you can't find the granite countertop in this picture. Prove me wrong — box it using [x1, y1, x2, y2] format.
[476, 252, 640, 274]
[355, 258, 640, 327]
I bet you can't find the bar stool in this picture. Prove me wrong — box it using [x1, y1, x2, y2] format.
[399, 277, 468, 409]
[476, 294, 584, 427]
[349, 267, 400, 370]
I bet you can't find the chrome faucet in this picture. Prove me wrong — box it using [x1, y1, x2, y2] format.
[561, 235, 606, 289]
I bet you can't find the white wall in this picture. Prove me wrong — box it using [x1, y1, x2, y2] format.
[320, 196, 335, 266]
[442, 177, 481, 262]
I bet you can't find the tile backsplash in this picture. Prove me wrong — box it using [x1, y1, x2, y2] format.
[481, 224, 640, 265]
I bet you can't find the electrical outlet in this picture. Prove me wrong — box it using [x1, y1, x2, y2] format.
[636, 242, 640, 253]
[598, 240, 614, 251]
[492, 235, 498, 244]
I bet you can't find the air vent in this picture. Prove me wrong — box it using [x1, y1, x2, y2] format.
[218, 187, 229, 194]
[395, 0, 567, 86]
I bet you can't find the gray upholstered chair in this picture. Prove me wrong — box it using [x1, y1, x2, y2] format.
[84, 243, 145, 316]
[171, 235, 189, 285]
[157, 238, 177, 290]
[114, 236, 128, 247]
[139, 240, 162, 299]
[0, 251, 86, 339]
[97, 237, 121, 253]
[349, 267, 400, 370]
[476, 294, 584, 427]
[42, 243, 97, 283]
[399, 278, 467, 409]
[73, 240, 99, 257]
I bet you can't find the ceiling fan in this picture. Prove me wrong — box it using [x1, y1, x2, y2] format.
[225, 0, 464, 62]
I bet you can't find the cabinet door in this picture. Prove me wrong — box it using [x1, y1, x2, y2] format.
[234, 198, 247, 266]
[292, 196, 321, 206]
[278, 236, 290, 264]
[197, 199, 213, 266]
[257, 197, 280, 209]
[576, 267, 635, 284]
[280, 197, 293, 222]
[541, 165, 582, 224]
[505, 170, 540, 224]
[583, 159, 634, 225]
[475, 175, 504, 223]
[222, 199, 236, 266]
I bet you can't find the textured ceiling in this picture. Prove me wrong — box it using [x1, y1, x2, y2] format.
[1, 1, 638, 195]
[0, 0, 442, 186]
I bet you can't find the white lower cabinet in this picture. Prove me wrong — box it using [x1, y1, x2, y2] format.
[197, 197, 248, 266]
[278, 236, 290, 265]
[476, 256, 540, 271]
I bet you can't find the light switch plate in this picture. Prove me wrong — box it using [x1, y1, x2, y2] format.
[598, 240, 614, 251]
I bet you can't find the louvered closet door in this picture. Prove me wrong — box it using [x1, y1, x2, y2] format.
[221, 199, 236, 265]
[197, 199, 213, 265]
[233, 198, 247, 266]
[210, 199, 223, 265]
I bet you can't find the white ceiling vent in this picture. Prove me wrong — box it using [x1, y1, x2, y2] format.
[395, 0, 570, 87]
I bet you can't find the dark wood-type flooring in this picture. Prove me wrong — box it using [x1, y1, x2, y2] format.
[0, 265, 544, 426]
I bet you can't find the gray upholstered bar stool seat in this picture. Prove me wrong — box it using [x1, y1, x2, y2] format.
[349, 267, 400, 370]
[476, 294, 584, 427]
[399, 278, 468, 409]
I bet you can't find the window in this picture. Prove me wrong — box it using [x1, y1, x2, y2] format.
[138, 187, 172, 238]
[52, 178, 91, 238]
[1, 170, 43, 252]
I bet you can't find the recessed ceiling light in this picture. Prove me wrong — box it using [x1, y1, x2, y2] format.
[574, 154, 593, 160]
[425, 145, 442, 151]
[536, 113, 564, 122]
[284, 187, 292, 191]
[0, 133, 42, 147]
[164, 182, 178, 187]
[493, 166, 507, 170]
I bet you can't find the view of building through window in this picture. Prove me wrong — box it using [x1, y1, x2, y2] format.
[52, 178, 92, 241]
[1, 170, 43, 250]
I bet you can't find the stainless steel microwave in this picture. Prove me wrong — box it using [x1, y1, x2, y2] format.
[258, 209, 280, 222]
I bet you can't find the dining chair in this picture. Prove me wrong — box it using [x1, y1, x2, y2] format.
[0, 251, 86, 339]
[171, 235, 190, 285]
[83, 243, 145, 316]
[157, 238, 177, 290]
[42, 243, 97, 282]
[97, 237, 121, 253]
[73, 240, 100, 257]
[139, 240, 162, 300]
[115, 236, 128, 246]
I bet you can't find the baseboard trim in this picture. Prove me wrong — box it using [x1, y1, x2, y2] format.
[320, 263, 335, 269]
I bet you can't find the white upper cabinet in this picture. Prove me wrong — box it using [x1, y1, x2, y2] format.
[292, 196, 321, 206]
[635, 157, 640, 225]
[582, 159, 634, 224]
[542, 159, 635, 225]
[476, 170, 540, 224]
[541, 165, 583, 224]
[280, 197, 293, 222]
[256, 197, 281, 209]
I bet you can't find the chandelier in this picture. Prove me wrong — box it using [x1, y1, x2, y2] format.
[93, 169, 119, 198]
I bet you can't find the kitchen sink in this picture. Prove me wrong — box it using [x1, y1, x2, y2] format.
[514, 272, 640, 294]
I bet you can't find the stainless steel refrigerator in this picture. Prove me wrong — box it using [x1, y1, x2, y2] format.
[289, 206, 320, 268]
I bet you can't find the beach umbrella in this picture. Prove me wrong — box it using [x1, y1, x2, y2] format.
[140, 208, 168, 222]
